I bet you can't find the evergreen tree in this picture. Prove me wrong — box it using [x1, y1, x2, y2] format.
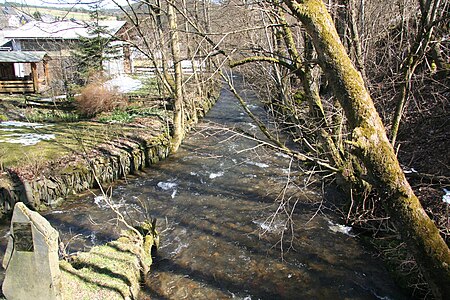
[72, 4, 113, 84]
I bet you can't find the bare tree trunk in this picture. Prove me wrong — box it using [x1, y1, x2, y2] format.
[390, 0, 442, 146]
[168, 1, 184, 153]
[348, 0, 367, 82]
[155, 0, 175, 92]
[284, 0, 450, 298]
[202, 0, 212, 73]
[183, 0, 199, 124]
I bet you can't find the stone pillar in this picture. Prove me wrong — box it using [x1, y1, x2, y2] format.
[2, 202, 62, 300]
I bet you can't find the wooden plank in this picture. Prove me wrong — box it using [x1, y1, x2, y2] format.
[0, 86, 34, 93]
[43, 60, 50, 85]
[0, 80, 33, 84]
[0, 82, 33, 86]
[24, 95, 75, 110]
[31, 62, 38, 93]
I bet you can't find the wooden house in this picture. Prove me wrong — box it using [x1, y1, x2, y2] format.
[1, 20, 132, 93]
[0, 51, 49, 93]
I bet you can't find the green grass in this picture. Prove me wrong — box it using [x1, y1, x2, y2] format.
[60, 240, 145, 300]
[127, 76, 162, 97]
[97, 106, 169, 124]
[24, 109, 81, 123]
[0, 121, 160, 169]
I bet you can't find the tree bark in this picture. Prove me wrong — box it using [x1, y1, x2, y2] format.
[168, 1, 184, 153]
[277, 10, 368, 194]
[284, 0, 450, 298]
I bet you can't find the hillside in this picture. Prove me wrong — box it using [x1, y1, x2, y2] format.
[0, 1, 118, 21]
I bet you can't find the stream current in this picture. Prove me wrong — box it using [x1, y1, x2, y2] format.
[1, 78, 407, 299]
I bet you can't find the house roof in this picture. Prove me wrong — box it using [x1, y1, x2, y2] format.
[3, 20, 127, 40]
[0, 51, 47, 63]
[0, 37, 11, 47]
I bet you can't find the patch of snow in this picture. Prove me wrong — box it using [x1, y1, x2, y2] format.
[0, 133, 56, 146]
[39, 95, 67, 102]
[104, 75, 142, 93]
[328, 220, 355, 237]
[0, 121, 51, 128]
[443, 189, 450, 204]
[157, 181, 177, 190]
[209, 171, 224, 179]
[171, 189, 177, 199]
[403, 166, 418, 174]
[0, 128, 20, 132]
[246, 160, 269, 168]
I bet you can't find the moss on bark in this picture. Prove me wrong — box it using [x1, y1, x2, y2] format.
[284, 0, 450, 298]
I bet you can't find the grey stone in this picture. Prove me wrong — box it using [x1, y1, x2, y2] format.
[2, 202, 62, 300]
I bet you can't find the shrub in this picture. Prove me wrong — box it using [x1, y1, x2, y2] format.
[75, 83, 127, 117]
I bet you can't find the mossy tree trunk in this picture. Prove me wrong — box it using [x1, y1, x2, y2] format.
[284, 0, 450, 298]
[277, 9, 369, 194]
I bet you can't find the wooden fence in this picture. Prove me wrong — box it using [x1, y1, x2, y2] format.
[25, 95, 75, 110]
[0, 80, 35, 93]
[128, 94, 172, 109]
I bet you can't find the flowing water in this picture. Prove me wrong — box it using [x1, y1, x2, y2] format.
[0, 79, 407, 299]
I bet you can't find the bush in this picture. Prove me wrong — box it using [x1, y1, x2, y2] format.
[75, 83, 127, 117]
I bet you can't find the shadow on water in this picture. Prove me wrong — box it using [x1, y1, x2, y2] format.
[0, 81, 408, 299]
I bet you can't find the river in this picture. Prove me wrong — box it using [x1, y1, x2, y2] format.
[1, 77, 406, 299]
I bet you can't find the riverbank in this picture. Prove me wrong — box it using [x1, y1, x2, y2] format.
[0, 80, 220, 217]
